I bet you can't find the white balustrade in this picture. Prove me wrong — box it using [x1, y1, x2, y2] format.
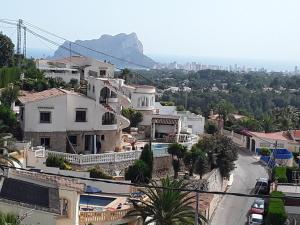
[45, 150, 142, 165]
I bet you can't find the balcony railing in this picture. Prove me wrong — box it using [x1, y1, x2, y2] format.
[79, 208, 131, 224]
[45, 149, 142, 165]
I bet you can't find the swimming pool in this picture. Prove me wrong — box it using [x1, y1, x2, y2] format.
[80, 195, 116, 207]
[151, 143, 170, 156]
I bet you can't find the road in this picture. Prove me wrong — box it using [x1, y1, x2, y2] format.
[210, 149, 268, 225]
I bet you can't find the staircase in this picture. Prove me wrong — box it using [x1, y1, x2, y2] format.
[118, 114, 130, 130]
[103, 80, 131, 107]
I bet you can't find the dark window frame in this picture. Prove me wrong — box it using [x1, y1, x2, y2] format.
[68, 135, 77, 146]
[75, 110, 87, 122]
[40, 111, 51, 123]
[40, 137, 50, 148]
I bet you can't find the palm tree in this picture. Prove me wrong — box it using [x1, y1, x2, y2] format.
[0, 133, 21, 167]
[261, 114, 275, 133]
[127, 177, 207, 225]
[0, 212, 19, 225]
[273, 106, 300, 130]
[215, 100, 235, 131]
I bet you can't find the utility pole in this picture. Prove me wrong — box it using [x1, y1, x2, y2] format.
[16, 19, 22, 55]
[23, 26, 26, 58]
[195, 191, 199, 225]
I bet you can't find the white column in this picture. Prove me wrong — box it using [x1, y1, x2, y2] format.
[93, 135, 97, 154]
[152, 123, 156, 140]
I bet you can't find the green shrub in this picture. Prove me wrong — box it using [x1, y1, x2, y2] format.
[125, 160, 150, 183]
[260, 147, 271, 156]
[89, 168, 112, 179]
[46, 155, 71, 170]
[273, 167, 288, 183]
[265, 191, 287, 225]
[139, 144, 153, 178]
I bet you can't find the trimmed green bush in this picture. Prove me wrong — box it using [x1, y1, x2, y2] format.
[46, 155, 71, 170]
[273, 167, 288, 183]
[265, 191, 287, 225]
[89, 168, 112, 179]
[260, 147, 271, 156]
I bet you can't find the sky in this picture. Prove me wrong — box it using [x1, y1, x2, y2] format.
[2, 0, 300, 70]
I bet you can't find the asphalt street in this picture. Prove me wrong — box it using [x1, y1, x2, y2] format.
[210, 149, 268, 225]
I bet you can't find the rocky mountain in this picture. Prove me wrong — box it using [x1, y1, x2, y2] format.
[53, 33, 156, 68]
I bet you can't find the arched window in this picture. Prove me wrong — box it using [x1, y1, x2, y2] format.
[99, 87, 110, 104]
[138, 96, 149, 107]
[102, 112, 116, 125]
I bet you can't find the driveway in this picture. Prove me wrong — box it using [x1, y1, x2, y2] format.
[209, 149, 268, 225]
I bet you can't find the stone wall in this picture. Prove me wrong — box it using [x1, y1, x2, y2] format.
[73, 155, 172, 177]
[24, 130, 121, 153]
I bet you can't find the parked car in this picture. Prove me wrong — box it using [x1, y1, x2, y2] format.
[248, 213, 264, 225]
[250, 198, 265, 214]
[254, 177, 269, 194]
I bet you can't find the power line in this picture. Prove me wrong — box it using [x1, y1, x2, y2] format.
[1, 164, 299, 200]
[0, 19, 156, 85]
[22, 20, 153, 69]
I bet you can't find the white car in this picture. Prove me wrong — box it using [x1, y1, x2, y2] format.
[248, 213, 263, 225]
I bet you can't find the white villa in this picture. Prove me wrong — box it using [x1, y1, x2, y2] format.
[18, 58, 131, 154]
[36, 56, 115, 83]
[127, 84, 205, 141]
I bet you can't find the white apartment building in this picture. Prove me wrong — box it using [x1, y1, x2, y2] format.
[36, 56, 115, 83]
[18, 60, 131, 153]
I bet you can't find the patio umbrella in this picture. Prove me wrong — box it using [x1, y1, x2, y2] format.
[85, 185, 102, 194]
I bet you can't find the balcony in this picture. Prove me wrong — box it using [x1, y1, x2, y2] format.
[79, 208, 131, 224]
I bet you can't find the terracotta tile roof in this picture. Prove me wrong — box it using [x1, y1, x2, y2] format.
[152, 117, 179, 125]
[18, 88, 66, 104]
[292, 130, 300, 139]
[131, 84, 155, 89]
[249, 131, 292, 141]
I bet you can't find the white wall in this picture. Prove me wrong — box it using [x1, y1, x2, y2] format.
[131, 89, 155, 111]
[44, 72, 80, 83]
[23, 92, 120, 132]
[0, 201, 57, 225]
[24, 95, 67, 132]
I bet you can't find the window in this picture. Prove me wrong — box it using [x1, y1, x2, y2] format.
[68, 135, 77, 146]
[99, 70, 106, 77]
[138, 96, 149, 107]
[101, 135, 105, 141]
[76, 110, 87, 122]
[188, 125, 193, 129]
[40, 137, 50, 148]
[102, 112, 116, 125]
[92, 86, 95, 93]
[40, 112, 51, 123]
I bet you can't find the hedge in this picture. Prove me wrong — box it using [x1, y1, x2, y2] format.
[273, 167, 288, 183]
[46, 155, 72, 170]
[0, 67, 20, 88]
[265, 191, 287, 225]
[89, 168, 112, 180]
